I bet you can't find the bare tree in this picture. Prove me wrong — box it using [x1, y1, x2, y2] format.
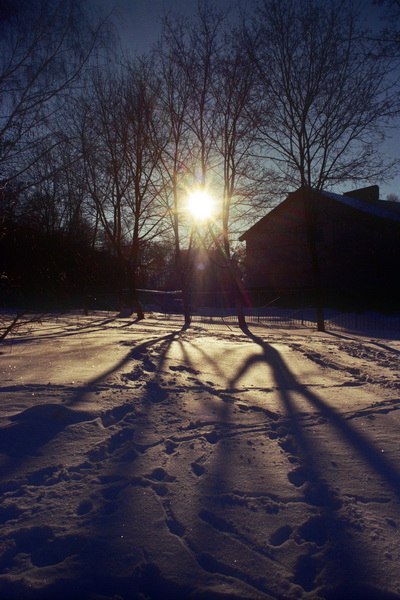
[0, 0, 111, 189]
[17, 139, 94, 246]
[159, 4, 226, 185]
[153, 25, 196, 326]
[213, 38, 257, 254]
[211, 26, 272, 328]
[387, 193, 400, 201]
[152, 6, 224, 326]
[372, 0, 400, 57]
[156, 4, 268, 327]
[248, 0, 398, 190]
[76, 62, 165, 320]
[246, 0, 400, 330]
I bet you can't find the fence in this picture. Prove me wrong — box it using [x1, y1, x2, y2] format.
[174, 290, 400, 333]
[188, 305, 400, 333]
[83, 289, 400, 334]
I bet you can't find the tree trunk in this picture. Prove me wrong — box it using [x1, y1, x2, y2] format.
[234, 284, 247, 329]
[308, 237, 325, 332]
[304, 189, 325, 332]
[175, 239, 191, 327]
[128, 286, 144, 321]
[182, 284, 191, 328]
[128, 259, 144, 320]
[224, 233, 247, 329]
[117, 255, 144, 320]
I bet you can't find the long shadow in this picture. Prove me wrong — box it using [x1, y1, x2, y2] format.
[233, 326, 400, 597]
[0, 323, 200, 600]
[327, 330, 400, 355]
[2, 323, 396, 599]
[238, 326, 400, 495]
[76, 325, 203, 599]
[177, 328, 384, 596]
[171, 335, 229, 383]
[124, 330, 237, 491]
[66, 327, 187, 407]
[2, 316, 120, 343]
[0, 326, 187, 479]
[148, 334, 238, 526]
[2, 315, 184, 347]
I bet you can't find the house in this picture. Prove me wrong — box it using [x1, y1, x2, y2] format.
[239, 186, 400, 309]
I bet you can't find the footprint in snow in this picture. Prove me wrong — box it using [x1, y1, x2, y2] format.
[147, 467, 175, 482]
[191, 462, 205, 477]
[76, 500, 93, 516]
[164, 439, 179, 454]
[145, 380, 168, 403]
[30, 534, 88, 567]
[287, 465, 314, 487]
[2, 526, 55, 570]
[293, 553, 321, 592]
[279, 436, 299, 456]
[101, 482, 129, 500]
[270, 524, 293, 546]
[101, 403, 133, 427]
[142, 356, 157, 372]
[298, 515, 330, 546]
[205, 430, 218, 444]
[133, 467, 176, 497]
[303, 481, 342, 509]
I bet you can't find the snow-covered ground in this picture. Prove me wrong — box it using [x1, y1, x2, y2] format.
[1, 312, 400, 600]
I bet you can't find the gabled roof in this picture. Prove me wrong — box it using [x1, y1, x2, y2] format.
[239, 186, 400, 241]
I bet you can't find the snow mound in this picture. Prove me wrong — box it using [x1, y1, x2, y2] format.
[10, 403, 97, 424]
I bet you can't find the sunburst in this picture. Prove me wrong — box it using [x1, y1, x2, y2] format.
[187, 189, 215, 221]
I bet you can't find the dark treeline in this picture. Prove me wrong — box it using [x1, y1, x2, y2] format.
[1, 0, 399, 324]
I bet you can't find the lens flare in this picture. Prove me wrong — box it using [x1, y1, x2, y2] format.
[187, 189, 214, 221]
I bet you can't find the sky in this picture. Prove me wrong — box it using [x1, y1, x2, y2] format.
[94, 0, 239, 53]
[92, 0, 399, 199]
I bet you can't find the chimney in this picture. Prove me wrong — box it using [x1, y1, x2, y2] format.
[343, 185, 380, 202]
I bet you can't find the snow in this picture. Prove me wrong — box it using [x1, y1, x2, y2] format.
[1, 311, 400, 600]
[321, 190, 400, 222]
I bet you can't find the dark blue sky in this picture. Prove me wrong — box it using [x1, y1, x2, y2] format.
[93, 0, 385, 53]
[92, 0, 399, 198]
[94, 0, 242, 54]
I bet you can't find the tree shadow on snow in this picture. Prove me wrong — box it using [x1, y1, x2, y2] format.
[238, 326, 400, 495]
[0, 325, 188, 479]
[327, 329, 400, 356]
[233, 325, 400, 599]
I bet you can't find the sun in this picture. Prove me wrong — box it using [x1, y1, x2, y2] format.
[187, 189, 215, 221]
